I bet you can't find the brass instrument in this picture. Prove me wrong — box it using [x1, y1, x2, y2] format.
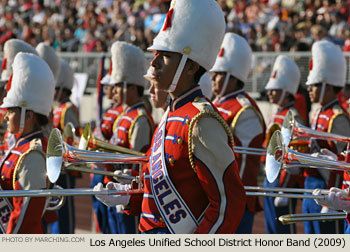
[266, 130, 350, 183]
[278, 212, 346, 225]
[46, 128, 148, 183]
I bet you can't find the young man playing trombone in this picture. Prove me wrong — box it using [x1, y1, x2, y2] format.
[94, 0, 246, 234]
[303, 40, 350, 234]
[210, 33, 266, 234]
[100, 41, 155, 234]
[263, 55, 306, 234]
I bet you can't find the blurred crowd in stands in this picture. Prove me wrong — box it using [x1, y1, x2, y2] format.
[0, 0, 349, 54]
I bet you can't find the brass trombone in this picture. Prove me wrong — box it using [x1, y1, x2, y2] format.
[281, 110, 350, 146]
[278, 212, 346, 225]
[46, 128, 148, 183]
[266, 130, 350, 183]
[78, 123, 146, 156]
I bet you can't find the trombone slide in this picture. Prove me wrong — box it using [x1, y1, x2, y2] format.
[278, 212, 346, 225]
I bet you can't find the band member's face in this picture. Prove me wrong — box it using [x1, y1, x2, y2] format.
[148, 81, 168, 109]
[4, 107, 20, 134]
[104, 85, 115, 100]
[210, 72, 226, 97]
[267, 89, 283, 104]
[149, 50, 182, 91]
[112, 84, 124, 105]
[307, 84, 321, 103]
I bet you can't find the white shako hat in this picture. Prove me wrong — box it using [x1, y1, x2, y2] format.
[1, 52, 55, 132]
[56, 59, 74, 91]
[199, 72, 213, 99]
[1, 39, 38, 82]
[147, 0, 226, 93]
[306, 40, 345, 103]
[36, 42, 61, 81]
[110, 41, 147, 87]
[306, 40, 346, 87]
[265, 55, 300, 98]
[210, 33, 252, 97]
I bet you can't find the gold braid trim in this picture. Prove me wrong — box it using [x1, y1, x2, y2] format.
[188, 109, 234, 173]
[12, 148, 46, 190]
[112, 112, 124, 133]
[327, 111, 345, 148]
[129, 114, 155, 144]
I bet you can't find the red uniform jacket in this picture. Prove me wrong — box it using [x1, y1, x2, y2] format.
[98, 104, 123, 141]
[0, 131, 48, 233]
[127, 86, 246, 233]
[213, 89, 265, 214]
[308, 99, 350, 188]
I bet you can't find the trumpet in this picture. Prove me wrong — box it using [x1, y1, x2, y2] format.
[46, 128, 148, 183]
[282, 110, 350, 146]
[278, 212, 346, 225]
[266, 130, 350, 183]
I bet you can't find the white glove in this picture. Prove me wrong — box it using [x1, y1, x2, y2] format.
[274, 193, 289, 207]
[319, 148, 338, 160]
[320, 206, 338, 214]
[93, 182, 131, 207]
[113, 169, 133, 184]
[314, 187, 350, 212]
[313, 188, 331, 207]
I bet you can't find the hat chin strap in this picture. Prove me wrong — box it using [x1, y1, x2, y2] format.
[218, 72, 231, 98]
[19, 107, 26, 134]
[277, 90, 286, 107]
[318, 82, 326, 104]
[167, 54, 188, 93]
[122, 81, 127, 109]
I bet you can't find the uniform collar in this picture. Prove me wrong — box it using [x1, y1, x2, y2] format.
[214, 89, 245, 105]
[59, 97, 71, 106]
[123, 101, 144, 114]
[277, 101, 294, 113]
[321, 99, 339, 112]
[16, 130, 43, 148]
[169, 86, 203, 112]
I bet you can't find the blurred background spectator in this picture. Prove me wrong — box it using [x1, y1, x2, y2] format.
[0, 0, 348, 54]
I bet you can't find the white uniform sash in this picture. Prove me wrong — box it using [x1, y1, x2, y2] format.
[150, 108, 198, 234]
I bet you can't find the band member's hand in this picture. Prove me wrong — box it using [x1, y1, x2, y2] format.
[93, 182, 131, 206]
[314, 187, 350, 212]
[274, 194, 289, 207]
[113, 169, 133, 184]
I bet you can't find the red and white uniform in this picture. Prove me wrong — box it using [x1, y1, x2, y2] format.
[96, 104, 123, 141]
[308, 99, 350, 188]
[0, 131, 48, 233]
[127, 87, 246, 233]
[213, 89, 265, 214]
[110, 101, 154, 153]
[52, 98, 80, 135]
[105, 102, 154, 184]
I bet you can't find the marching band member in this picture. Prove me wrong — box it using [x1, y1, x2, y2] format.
[35, 42, 62, 232]
[263, 55, 305, 234]
[0, 39, 38, 152]
[0, 52, 55, 233]
[90, 70, 123, 234]
[210, 33, 266, 234]
[106, 41, 154, 234]
[50, 59, 80, 234]
[304, 40, 350, 234]
[94, 0, 246, 234]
